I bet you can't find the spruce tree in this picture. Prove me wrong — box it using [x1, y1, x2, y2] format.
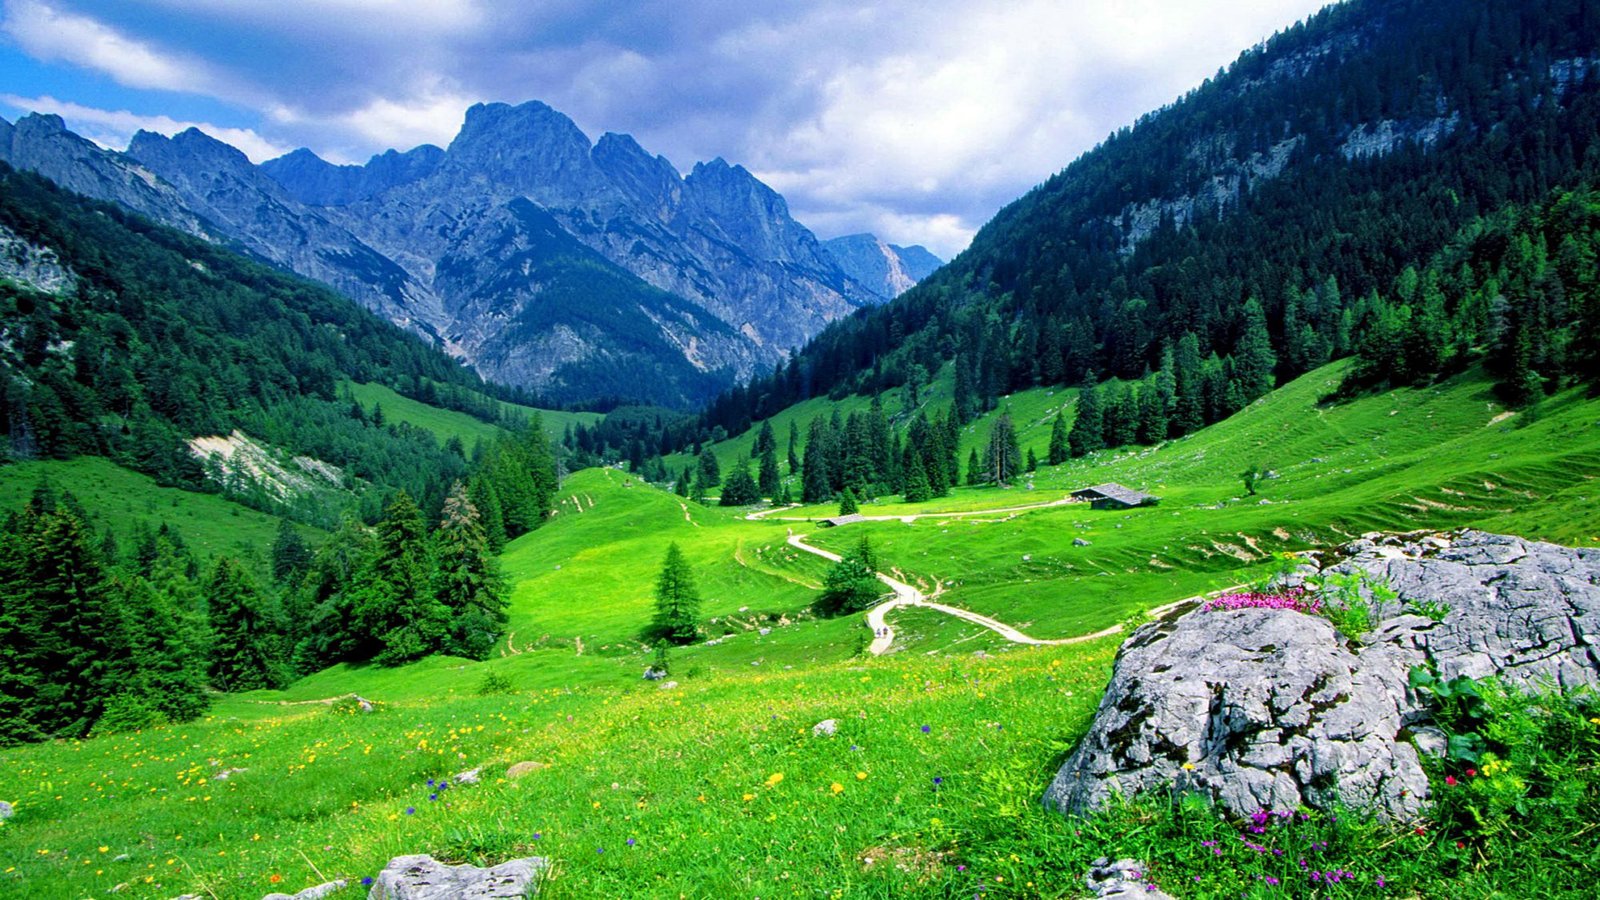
[1026, 447, 1039, 472]
[758, 446, 781, 499]
[719, 463, 760, 506]
[787, 420, 801, 474]
[802, 417, 833, 503]
[468, 475, 508, 553]
[902, 452, 933, 502]
[697, 447, 722, 487]
[1068, 383, 1105, 457]
[1235, 297, 1278, 400]
[1047, 410, 1069, 465]
[357, 492, 447, 666]
[838, 488, 860, 516]
[270, 519, 313, 587]
[985, 414, 1023, 485]
[206, 557, 285, 692]
[435, 482, 508, 660]
[966, 448, 982, 485]
[813, 537, 883, 617]
[650, 542, 701, 645]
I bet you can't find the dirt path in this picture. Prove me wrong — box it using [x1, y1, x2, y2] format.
[786, 533, 1229, 656]
[749, 494, 1080, 525]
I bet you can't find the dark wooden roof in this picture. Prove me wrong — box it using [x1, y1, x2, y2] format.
[819, 513, 866, 527]
[1071, 483, 1158, 506]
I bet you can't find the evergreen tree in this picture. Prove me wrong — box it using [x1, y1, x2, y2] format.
[206, 557, 285, 692]
[966, 448, 982, 485]
[650, 543, 700, 645]
[1068, 383, 1105, 457]
[357, 492, 447, 666]
[838, 488, 860, 516]
[802, 417, 833, 503]
[985, 413, 1023, 485]
[1235, 297, 1278, 400]
[758, 446, 781, 499]
[270, 519, 313, 587]
[468, 475, 508, 553]
[720, 463, 761, 506]
[1026, 447, 1039, 472]
[754, 420, 777, 457]
[787, 420, 801, 474]
[1047, 410, 1070, 465]
[812, 536, 884, 617]
[105, 574, 210, 728]
[696, 446, 722, 488]
[1171, 333, 1205, 437]
[901, 452, 933, 503]
[435, 482, 508, 660]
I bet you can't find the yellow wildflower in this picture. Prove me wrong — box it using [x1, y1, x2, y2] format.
[830, 783, 844, 795]
[765, 772, 784, 787]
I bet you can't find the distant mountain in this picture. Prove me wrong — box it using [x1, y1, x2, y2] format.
[821, 234, 942, 298]
[699, 0, 1600, 437]
[1, 102, 916, 407]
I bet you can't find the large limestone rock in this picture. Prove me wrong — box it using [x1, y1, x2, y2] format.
[1045, 530, 1600, 820]
[369, 854, 546, 899]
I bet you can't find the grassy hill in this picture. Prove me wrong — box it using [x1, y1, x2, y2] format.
[343, 382, 602, 449]
[3, 363, 1598, 898]
[0, 457, 320, 568]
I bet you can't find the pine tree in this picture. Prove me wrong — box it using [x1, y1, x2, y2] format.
[357, 492, 447, 666]
[1068, 383, 1105, 457]
[966, 448, 982, 485]
[435, 482, 508, 660]
[758, 446, 781, 499]
[802, 417, 833, 503]
[985, 413, 1023, 485]
[206, 557, 285, 692]
[1026, 447, 1039, 472]
[105, 574, 210, 728]
[838, 488, 859, 516]
[270, 519, 313, 587]
[696, 447, 721, 487]
[720, 463, 760, 506]
[901, 452, 933, 502]
[1047, 410, 1069, 465]
[468, 476, 508, 553]
[787, 420, 801, 474]
[650, 543, 700, 645]
[812, 536, 883, 617]
[1171, 333, 1205, 437]
[1235, 297, 1278, 400]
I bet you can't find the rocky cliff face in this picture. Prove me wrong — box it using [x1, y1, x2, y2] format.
[821, 233, 943, 299]
[0, 103, 905, 406]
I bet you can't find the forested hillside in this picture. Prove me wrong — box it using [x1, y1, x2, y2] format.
[697, 0, 1600, 442]
[0, 164, 563, 743]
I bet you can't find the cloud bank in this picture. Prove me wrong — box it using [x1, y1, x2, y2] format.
[0, 0, 1334, 256]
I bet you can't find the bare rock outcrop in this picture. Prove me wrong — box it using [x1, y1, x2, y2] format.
[1045, 530, 1600, 820]
[368, 854, 546, 899]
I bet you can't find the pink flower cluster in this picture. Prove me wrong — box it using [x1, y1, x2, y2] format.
[1202, 587, 1322, 615]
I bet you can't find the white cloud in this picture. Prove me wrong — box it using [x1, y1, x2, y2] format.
[1, 94, 293, 161]
[1, 0, 210, 93]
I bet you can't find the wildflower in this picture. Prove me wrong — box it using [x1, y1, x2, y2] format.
[405, 806, 415, 815]
[765, 772, 784, 787]
[1466, 768, 1477, 778]
[831, 783, 844, 795]
[626, 838, 636, 847]
[1181, 762, 1195, 771]
[932, 776, 944, 788]
[596, 847, 604, 854]
[742, 793, 755, 802]
[269, 874, 283, 884]
[532, 833, 541, 840]
[921, 725, 931, 733]
[362, 878, 374, 886]
[1445, 775, 1457, 786]
[856, 771, 868, 780]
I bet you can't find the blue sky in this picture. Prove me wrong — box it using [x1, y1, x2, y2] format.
[0, 0, 1333, 257]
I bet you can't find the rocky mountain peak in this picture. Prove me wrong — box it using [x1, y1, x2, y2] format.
[592, 132, 683, 221]
[261, 144, 444, 206]
[129, 127, 254, 173]
[443, 100, 610, 203]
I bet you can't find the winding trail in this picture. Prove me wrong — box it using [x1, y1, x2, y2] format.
[786, 532, 1220, 656]
[748, 494, 1080, 525]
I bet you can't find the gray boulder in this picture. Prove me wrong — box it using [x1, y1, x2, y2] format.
[1085, 858, 1179, 900]
[264, 881, 346, 900]
[369, 854, 546, 899]
[812, 718, 838, 737]
[0, 800, 12, 820]
[1045, 530, 1600, 821]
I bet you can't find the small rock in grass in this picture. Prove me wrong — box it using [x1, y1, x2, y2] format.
[812, 719, 838, 737]
[659, 681, 678, 690]
[369, 853, 546, 899]
[642, 667, 666, 681]
[1085, 858, 1176, 899]
[505, 761, 547, 779]
[453, 768, 481, 785]
[0, 800, 13, 820]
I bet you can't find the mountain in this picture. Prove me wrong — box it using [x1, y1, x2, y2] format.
[1, 102, 910, 407]
[698, 0, 1600, 439]
[821, 234, 943, 299]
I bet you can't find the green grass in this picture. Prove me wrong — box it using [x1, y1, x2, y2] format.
[0, 457, 319, 568]
[345, 382, 601, 449]
[5, 362, 1600, 898]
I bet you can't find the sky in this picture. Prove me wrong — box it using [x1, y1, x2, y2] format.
[0, 0, 1334, 258]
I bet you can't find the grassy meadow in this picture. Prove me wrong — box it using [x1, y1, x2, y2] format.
[3, 361, 1599, 897]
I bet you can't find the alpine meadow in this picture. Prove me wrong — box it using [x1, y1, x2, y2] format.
[2, 1, 1600, 898]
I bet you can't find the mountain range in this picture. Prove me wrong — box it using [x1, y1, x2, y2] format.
[0, 102, 941, 407]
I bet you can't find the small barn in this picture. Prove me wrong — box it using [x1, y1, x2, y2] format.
[1070, 483, 1160, 510]
[819, 513, 866, 528]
